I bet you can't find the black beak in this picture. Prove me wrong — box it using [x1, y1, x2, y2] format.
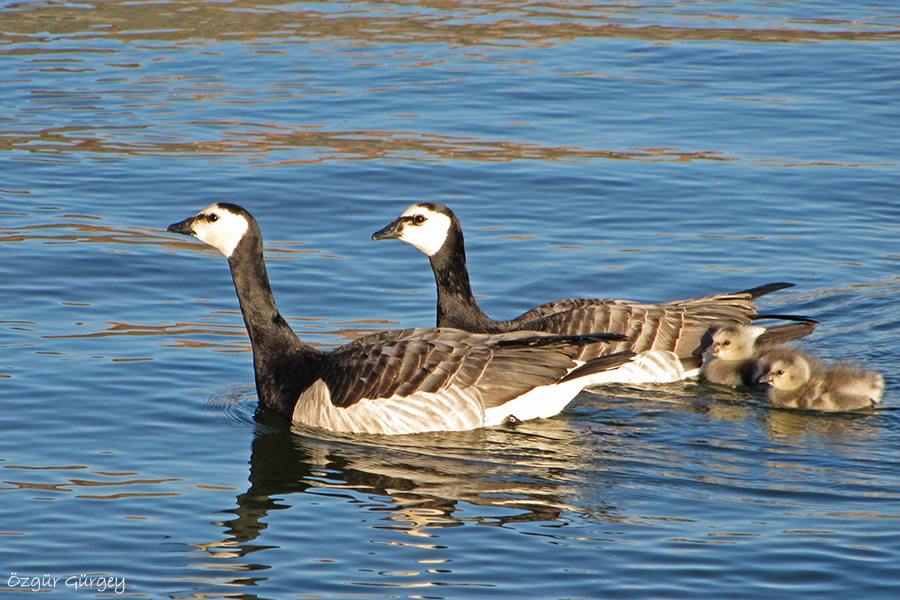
[372, 217, 405, 241]
[167, 217, 196, 236]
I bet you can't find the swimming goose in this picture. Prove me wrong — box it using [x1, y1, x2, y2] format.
[757, 347, 884, 411]
[372, 202, 816, 384]
[700, 319, 818, 387]
[167, 203, 632, 435]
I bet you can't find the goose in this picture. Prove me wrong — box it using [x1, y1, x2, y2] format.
[700, 319, 818, 388]
[372, 202, 816, 384]
[757, 347, 884, 411]
[166, 203, 633, 435]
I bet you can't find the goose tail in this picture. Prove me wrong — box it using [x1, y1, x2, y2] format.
[732, 282, 795, 300]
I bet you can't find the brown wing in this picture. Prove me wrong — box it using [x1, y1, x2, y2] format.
[504, 285, 808, 362]
[321, 336, 492, 408]
[509, 283, 790, 324]
[517, 302, 719, 361]
[320, 328, 614, 410]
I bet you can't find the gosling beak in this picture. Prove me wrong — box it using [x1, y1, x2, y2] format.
[168, 217, 196, 236]
[372, 217, 405, 241]
[758, 372, 773, 384]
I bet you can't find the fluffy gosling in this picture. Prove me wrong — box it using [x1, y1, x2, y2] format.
[757, 347, 883, 412]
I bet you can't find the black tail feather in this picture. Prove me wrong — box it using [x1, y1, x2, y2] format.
[494, 332, 628, 348]
[732, 282, 795, 299]
[559, 351, 636, 383]
[752, 313, 819, 325]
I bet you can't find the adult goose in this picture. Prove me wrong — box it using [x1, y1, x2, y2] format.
[700, 319, 819, 388]
[373, 202, 817, 383]
[758, 347, 884, 411]
[167, 203, 632, 435]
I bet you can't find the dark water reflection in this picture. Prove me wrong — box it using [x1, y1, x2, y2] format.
[176, 406, 615, 593]
[223, 410, 599, 544]
[172, 389, 899, 596]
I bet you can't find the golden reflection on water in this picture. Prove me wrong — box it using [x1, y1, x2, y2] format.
[0, 218, 321, 258]
[0, 220, 200, 251]
[2, 0, 897, 50]
[3, 1, 897, 166]
[0, 463, 183, 500]
[1, 124, 738, 163]
[43, 319, 395, 350]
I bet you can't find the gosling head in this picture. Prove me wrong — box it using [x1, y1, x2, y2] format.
[707, 324, 765, 360]
[168, 203, 251, 258]
[372, 202, 456, 257]
[758, 350, 812, 391]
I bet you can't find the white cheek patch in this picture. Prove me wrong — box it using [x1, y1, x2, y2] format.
[191, 203, 248, 258]
[398, 206, 451, 257]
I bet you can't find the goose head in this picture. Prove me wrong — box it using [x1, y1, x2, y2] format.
[372, 202, 456, 257]
[167, 202, 252, 258]
[759, 351, 812, 391]
[707, 324, 765, 360]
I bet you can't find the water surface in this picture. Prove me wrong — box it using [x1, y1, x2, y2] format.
[1, 1, 899, 598]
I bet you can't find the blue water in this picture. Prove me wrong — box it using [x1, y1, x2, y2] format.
[1, 1, 899, 598]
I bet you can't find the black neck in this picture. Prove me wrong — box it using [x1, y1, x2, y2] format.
[227, 228, 320, 414]
[429, 228, 505, 333]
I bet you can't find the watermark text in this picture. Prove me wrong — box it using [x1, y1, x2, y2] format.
[7, 573, 125, 594]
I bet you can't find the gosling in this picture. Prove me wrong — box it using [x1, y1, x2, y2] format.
[757, 347, 883, 412]
[701, 319, 817, 388]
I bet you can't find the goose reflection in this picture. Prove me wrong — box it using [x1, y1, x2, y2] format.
[758, 407, 884, 442]
[216, 406, 620, 552]
[205, 384, 885, 567]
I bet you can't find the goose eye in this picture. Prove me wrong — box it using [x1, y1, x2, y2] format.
[208, 213, 219, 223]
[775, 370, 785, 376]
[721, 340, 731, 346]
[412, 214, 426, 225]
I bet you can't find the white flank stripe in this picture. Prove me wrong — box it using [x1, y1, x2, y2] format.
[582, 351, 692, 386]
[483, 379, 585, 426]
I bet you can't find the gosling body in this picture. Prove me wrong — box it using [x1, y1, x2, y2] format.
[758, 347, 883, 412]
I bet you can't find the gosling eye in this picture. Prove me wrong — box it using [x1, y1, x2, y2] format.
[775, 370, 785, 377]
[412, 214, 426, 225]
[721, 340, 731, 346]
[207, 213, 219, 223]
